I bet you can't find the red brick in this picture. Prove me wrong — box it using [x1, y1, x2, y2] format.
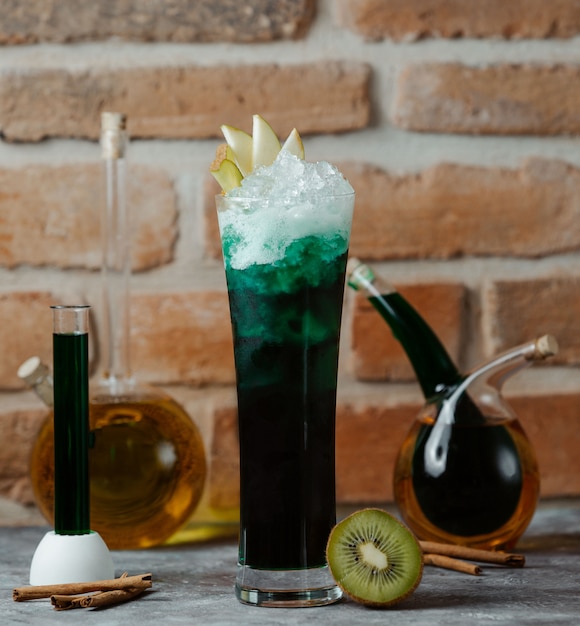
[484, 277, 580, 365]
[0, 0, 315, 45]
[204, 176, 224, 260]
[351, 283, 467, 381]
[0, 292, 55, 390]
[337, 0, 580, 42]
[205, 399, 422, 506]
[336, 391, 580, 504]
[5, 391, 579, 512]
[0, 62, 371, 142]
[0, 291, 235, 393]
[0, 407, 47, 505]
[0, 164, 176, 270]
[392, 63, 580, 135]
[129, 291, 235, 386]
[336, 401, 419, 503]
[4, 390, 578, 513]
[341, 159, 580, 260]
[510, 394, 580, 497]
[207, 159, 580, 262]
[209, 407, 239, 509]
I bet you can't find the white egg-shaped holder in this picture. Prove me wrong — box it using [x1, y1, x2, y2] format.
[29, 530, 115, 585]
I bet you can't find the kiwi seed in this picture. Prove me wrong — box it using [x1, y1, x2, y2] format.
[326, 508, 423, 607]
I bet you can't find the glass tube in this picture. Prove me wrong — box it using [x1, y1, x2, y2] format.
[100, 112, 131, 390]
[51, 305, 91, 535]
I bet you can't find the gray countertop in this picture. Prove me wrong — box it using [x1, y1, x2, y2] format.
[2, 499, 580, 625]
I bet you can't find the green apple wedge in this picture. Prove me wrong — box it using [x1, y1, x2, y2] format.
[252, 114, 282, 169]
[210, 115, 306, 193]
[281, 128, 305, 159]
[210, 144, 243, 192]
[220, 125, 253, 176]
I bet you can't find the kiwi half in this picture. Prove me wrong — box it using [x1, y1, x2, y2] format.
[326, 508, 423, 607]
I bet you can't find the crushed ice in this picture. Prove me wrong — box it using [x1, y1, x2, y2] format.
[228, 150, 354, 201]
[218, 152, 354, 270]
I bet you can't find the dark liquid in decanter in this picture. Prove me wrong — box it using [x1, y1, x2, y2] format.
[393, 414, 540, 551]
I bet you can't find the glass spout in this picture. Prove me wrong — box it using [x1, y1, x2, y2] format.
[468, 334, 558, 394]
[424, 335, 558, 478]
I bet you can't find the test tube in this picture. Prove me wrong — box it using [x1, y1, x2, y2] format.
[28, 304, 114, 584]
[51, 305, 91, 535]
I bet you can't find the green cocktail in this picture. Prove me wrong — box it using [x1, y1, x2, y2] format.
[216, 145, 354, 607]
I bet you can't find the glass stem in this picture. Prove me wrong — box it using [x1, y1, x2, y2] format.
[52, 305, 91, 535]
[100, 112, 131, 390]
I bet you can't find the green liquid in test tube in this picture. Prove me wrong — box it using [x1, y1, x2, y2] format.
[51, 305, 91, 536]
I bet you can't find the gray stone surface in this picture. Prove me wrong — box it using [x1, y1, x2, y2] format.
[1, 500, 579, 625]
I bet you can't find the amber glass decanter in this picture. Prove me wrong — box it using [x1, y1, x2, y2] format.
[347, 258, 557, 550]
[25, 112, 207, 549]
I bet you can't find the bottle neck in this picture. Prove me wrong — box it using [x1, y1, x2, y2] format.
[100, 113, 132, 388]
[347, 259, 463, 399]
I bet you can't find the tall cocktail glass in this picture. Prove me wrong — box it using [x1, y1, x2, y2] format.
[216, 156, 354, 608]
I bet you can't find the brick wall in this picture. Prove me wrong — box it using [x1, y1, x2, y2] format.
[1, 0, 580, 516]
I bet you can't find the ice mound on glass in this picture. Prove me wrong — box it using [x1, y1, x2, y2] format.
[218, 151, 353, 271]
[230, 150, 354, 203]
[212, 115, 354, 271]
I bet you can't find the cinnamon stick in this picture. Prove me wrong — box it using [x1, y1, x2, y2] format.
[419, 541, 525, 567]
[423, 553, 482, 576]
[13, 573, 152, 602]
[52, 587, 146, 610]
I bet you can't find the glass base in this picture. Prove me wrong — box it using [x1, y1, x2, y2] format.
[235, 564, 343, 608]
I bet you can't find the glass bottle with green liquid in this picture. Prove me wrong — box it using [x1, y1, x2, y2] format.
[347, 258, 558, 550]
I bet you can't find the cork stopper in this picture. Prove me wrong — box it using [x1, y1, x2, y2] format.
[533, 334, 559, 359]
[17, 356, 54, 407]
[346, 257, 375, 291]
[100, 112, 127, 160]
[17, 356, 49, 386]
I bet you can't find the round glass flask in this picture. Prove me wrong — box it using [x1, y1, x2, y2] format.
[392, 337, 554, 550]
[24, 112, 207, 549]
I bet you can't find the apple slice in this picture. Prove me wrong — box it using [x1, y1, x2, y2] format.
[252, 114, 281, 169]
[210, 158, 243, 193]
[221, 125, 253, 176]
[281, 128, 305, 159]
[210, 144, 243, 192]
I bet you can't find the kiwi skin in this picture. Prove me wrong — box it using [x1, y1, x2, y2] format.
[326, 508, 423, 608]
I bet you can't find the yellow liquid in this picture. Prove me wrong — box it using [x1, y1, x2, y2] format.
[393, 417, 540, 551]
[30, 392, 208, 549]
